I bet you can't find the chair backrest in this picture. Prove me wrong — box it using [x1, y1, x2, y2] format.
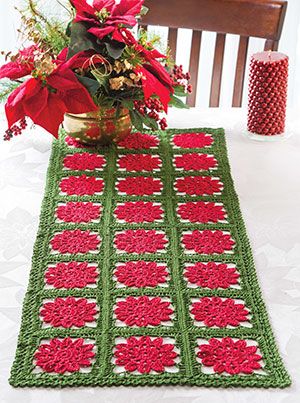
[140, 0, 287, 107]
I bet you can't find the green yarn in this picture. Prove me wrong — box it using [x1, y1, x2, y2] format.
[9, 128, 291, 388]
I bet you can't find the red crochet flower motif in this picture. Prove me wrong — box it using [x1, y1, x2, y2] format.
[119, 154, 161, 172]
[118, 132, 159, 149]
[173, 132, 213, 148]
[175, 176, 222, 195]
[63, 153, 105, 171]
[40, 297, 97, 328]
[115, 201, 163, 223]
[117, 177, 162, 195]
[178, 202, 226, 223]
[114, 336, 178, 373]
[197, 338, 262, 375]
[175, 153, 217, 171]
[65, 136, 91, 149]
[45, 262, 98, 289]
[50, 230, 100, 254]
[191, 297, 249, 327]
[115, 296, 173, 327]
[115, 230, 167, 253]
[182, 230, 235, 254]
[115, 261, 168, 288]
[56, 202, 101, 223]
[34, 338, 95, 374]
[184, 262, 239, 289]
[60, 175, 104, 195]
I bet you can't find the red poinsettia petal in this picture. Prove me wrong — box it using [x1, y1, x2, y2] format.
[62, 87, 98, 114]
[5, 83, 27, 127]
[5, 78, 44, 128]
[88, 25, 115, 39]
[57, 47, 68, 62]
[73, 0, 96, 18]
[23, 84, 49, 119]
[0, 61, 31, 80]
[26, 91, 66, 137]
[93, 0, 115, 11]
[112, 0, 143, 17]
[144, 58, 174, 91]
[62, 50, 103, 70]
[137, 66, 171, 112]
[47, 66, 85, 91]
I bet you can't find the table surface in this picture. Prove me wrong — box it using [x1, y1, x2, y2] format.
[0, 107, 299, 403]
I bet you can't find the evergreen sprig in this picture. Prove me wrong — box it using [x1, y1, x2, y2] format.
[0, 81, 22, 103]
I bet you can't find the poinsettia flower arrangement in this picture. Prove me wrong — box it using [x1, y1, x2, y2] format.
[0, 0, 191, 141]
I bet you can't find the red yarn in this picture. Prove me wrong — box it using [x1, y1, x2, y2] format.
[175, 176, 222, 195]
[118, 132, 159, 149]
[56, 202, 101, 223]
[191, 297, 249, 327]
[60, 175, 104, 195]
[40, 297, 97, 328]
[50, 230, 100, 254]
[182, 230, 235, 254]
[184, 262, 239, 289]
[197, 337, 262, 375]
[114, 336, 178, 373]
[115, 230, 167, 253]
[65, 136, 91, 149]
[173, 132, 213, 148]
[34, 337, 95, 373]
[115, 261, 168, 288]
[115, 201, 163, 223]
[63, 153, 105, 171]
[178, 202, 226, 223]
[115, 296, 173, 326]
[117, 177, 162, 196]
[119, 154, 161, 171]
[45, 262, 98, 289]
[175, 153, 217, 171]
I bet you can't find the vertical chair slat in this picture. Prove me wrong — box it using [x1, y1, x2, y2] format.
[264, 39, 278, 51]
[167, 28, 178, 60]
[187, 30, 202, 107]
[210, 33, 226, 107]
[232, 36, 249, 107]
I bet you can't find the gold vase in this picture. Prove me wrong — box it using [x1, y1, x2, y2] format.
[63, 107, 132, 146]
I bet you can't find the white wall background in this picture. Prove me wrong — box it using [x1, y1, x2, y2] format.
[0, 0, 299, 108]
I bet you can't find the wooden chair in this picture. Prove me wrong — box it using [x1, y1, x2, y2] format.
[140, 0, 287, 107]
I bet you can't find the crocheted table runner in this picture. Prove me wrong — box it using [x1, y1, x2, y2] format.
[10, 128, 290, 388]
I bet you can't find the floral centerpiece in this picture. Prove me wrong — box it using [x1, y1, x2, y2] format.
[0, 0, 191, 144]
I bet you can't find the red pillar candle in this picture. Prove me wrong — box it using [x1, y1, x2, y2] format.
[247, 51, 288, 136]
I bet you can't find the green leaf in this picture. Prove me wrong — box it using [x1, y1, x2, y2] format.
[174, 85, 188, 97]
[67, 22, 101, 58]
[129, 110, 144, 132]
[121, 99, 134, 109]
[169, 94, 189, 109]
[141, 114, 159, 131]
[115, 104, 122, 120]
[105, 40, 125, 59]
[0, 80, 22, 103]
[66, 21, 72, 37]
[76, 75, 100, 96]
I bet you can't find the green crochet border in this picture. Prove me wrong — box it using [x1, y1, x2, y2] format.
[9, 127, 291, 388]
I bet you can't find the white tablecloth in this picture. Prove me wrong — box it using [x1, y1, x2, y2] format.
[0, 107, 299, 403]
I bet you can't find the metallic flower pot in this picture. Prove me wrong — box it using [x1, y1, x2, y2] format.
[63, 107, 132, 146]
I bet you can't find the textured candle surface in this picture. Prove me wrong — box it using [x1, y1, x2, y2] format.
[248, 51, 288, 136]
